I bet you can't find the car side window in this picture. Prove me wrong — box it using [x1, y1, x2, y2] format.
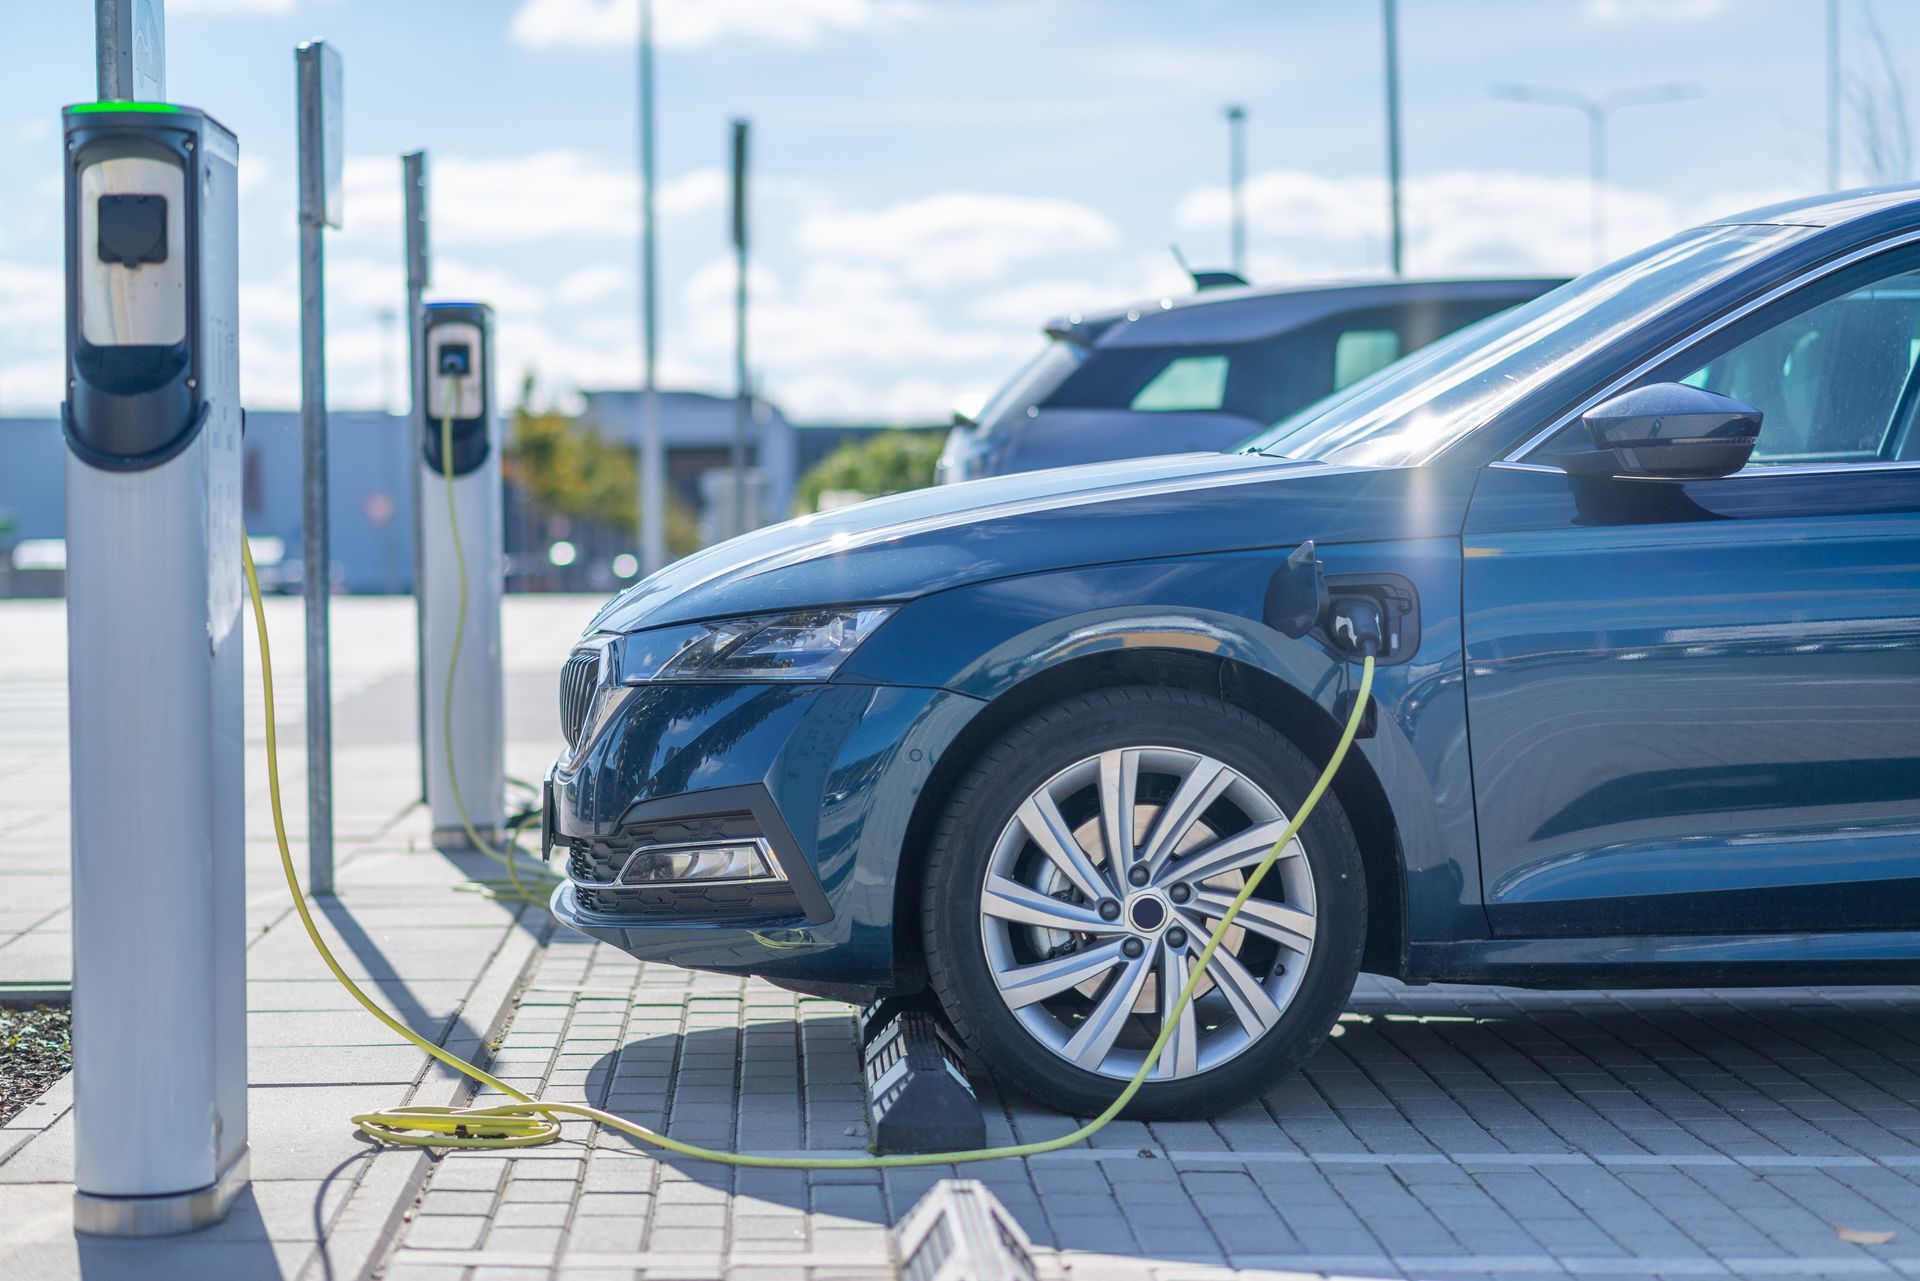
[1332, 327, 1401, 391]
[1129, 354, 1229, 411]
[1673, 269, 1920, 464]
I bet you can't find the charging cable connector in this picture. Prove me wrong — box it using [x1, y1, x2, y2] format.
[1329, 597, 1385, 659]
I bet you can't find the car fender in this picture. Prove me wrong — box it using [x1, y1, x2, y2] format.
[840, 548, 1486, 948]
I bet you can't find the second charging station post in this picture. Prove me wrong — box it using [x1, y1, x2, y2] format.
[420, 301, 505, 847]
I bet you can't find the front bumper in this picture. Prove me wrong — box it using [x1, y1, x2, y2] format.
[546, 678, 981, 997]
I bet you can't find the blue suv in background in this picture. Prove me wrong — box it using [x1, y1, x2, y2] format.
[936, 277, 1560, 482]
[549, 188, 1920, 1119]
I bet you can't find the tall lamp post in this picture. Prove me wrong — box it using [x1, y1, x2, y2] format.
[1224, 104, 1247, 279]
[636, 0, 666, 573]
[1382, 0, 1404, 275]
[1827, 0, 1842, 190]
[1491, 81, 1700, 267]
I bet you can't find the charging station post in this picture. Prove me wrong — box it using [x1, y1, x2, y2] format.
[61, 100, 250, 1235]
[420, 302, 505, 847]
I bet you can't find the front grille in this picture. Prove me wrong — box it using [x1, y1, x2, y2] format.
[558, 648, 602, 750]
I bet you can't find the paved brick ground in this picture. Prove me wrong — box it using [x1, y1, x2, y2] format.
[0, 596, 593, 1281]
[389, 940, 1920, 1281]
[9, 596, 1920, 1280]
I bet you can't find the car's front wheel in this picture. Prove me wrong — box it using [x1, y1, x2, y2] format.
[922, 686, 1365, 1119]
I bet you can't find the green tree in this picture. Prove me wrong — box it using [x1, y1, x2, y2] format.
[793, 430, 945, 515]
[504, 381, 698, 555]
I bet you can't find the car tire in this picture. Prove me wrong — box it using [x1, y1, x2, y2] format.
[921, 685, 1365, 1120]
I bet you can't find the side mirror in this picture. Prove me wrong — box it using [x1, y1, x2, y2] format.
[950, 391, 985, 431]
[1581, 382, 1761, 479]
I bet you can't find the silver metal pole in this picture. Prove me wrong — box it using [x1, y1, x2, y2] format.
[1225, 104, 1247, 279]
[297, 43, 335, 895]
[1827, 0, 1842, 190]
[1491, 82, 1699, 270]
[638, 0, 666, 572]
[95, 0, 165, 101]
[1587, 105, 1606, 268]
[1382, 0, 1404, 277]
[730, 117, 750, 539]
[403, 150, 430, 803]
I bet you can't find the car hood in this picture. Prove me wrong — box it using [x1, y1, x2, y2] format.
[587, 450, 1469, 634]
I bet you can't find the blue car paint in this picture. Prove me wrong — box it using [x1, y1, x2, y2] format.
[843, 538, 1485, 944]
[1463, 459, 1920, 939]
[553, 186, 1920, 996]
[551, 679, 982, 993]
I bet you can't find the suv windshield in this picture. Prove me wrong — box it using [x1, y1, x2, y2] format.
[1247, 223, 1808, 467]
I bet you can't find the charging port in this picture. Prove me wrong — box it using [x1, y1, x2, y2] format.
[1317, 574, 1419, 665]
[437, 343, 473, 377]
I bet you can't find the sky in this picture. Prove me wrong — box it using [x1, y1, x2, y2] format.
[2, 0, 1916, 423]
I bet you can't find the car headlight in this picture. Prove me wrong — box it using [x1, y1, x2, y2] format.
[615, 607, 895, 684]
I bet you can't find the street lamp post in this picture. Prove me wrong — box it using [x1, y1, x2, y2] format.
[1827, 0, 1842, 190]
[637, 0, 665, 573]
[1382, 0, 1404, 276]
[1491, 81, 1699, 267]
[1224, 104, 1247, 279]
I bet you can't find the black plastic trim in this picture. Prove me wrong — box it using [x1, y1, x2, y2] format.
[608, 783, 833, 924]
[63, 114, 207, 472]
[62, 398, 209, 474]
[1317, 572, 1421, 666]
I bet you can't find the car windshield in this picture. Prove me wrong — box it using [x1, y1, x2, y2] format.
[1246, 223, 1807, 467]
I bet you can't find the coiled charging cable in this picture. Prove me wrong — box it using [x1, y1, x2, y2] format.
[239, 383, 1376, 1164]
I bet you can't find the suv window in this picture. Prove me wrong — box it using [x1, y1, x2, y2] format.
[1675, 272, 1920, 463]
[1129, 354, 1228, 411]
[1332, 328, 1401, 391]
[1042, 290, 1550, 429]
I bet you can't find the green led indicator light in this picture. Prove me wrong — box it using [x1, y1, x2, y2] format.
[68, 101, 183, 114]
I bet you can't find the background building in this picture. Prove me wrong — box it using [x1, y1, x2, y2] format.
[0, 403, 938, 598]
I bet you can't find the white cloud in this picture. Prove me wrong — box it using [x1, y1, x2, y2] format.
[0, 355, 63, 414]
[1094, 45, 1266, 95]
[0, 262, 60, 332]
[0, 261, 64, 412]
[555, 264, 631, 307]
[1583, 0, 1730, 20]
[169, 0, 295, 13]
[343, 153, 726, 248]
[666, 252, 1050, 420]
[509, 0, 918, 50]
[797, 192, 1122, 287]
[1174, 167, 1798, 278]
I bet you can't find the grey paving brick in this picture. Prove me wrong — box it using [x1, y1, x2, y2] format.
[402, 1214, 490, 1250]
[379, 923, 1920, 1281]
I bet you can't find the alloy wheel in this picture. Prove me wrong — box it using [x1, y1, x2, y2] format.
[978, 746, 1317, 1082]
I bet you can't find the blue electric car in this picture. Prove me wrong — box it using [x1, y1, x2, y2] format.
[548, 187, 1920, 1118]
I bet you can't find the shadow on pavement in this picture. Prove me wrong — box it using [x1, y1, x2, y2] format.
[73, 1188, 291, 1281]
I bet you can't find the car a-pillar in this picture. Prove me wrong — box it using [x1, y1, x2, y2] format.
[61, 102, 250, 1234]
[419, 301, 506, 847]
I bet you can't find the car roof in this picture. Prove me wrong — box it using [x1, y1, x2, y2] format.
[1707, 182, 1920, 229]
[1046, 277, 1566, 348]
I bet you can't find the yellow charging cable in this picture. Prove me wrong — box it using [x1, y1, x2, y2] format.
[433, 386, 561, 906]
[242, 472, 1375, 1164]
